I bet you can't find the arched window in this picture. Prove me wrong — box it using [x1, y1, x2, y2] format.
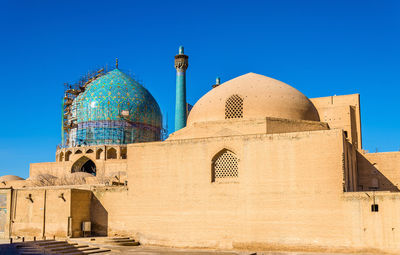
[86, 149, 94, 154]
[58, 152, 64, 162]
[211, 149, 239, 182]
[107, 148, 117, 159]
[96, 148, 104, 160]
[75, 150, 82, 154]
[65, 151, 72, 161]
[225, 94, 243, 119]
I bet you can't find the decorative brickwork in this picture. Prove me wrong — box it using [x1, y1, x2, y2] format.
[212, 149, 238, 182]
[225, 95, 243, 119]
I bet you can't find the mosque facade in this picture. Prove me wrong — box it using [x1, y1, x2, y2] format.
[1, 47, 400, 254]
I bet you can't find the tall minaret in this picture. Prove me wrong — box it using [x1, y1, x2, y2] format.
[174, 46, 189, 131]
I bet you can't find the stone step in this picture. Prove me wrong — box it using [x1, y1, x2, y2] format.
[109, 237, 131, 239]
[46, 243, 78, 249]
[116, 241, 140, 246]
[103, 239, 132, 243]
[83, 249, 111, 254]
[108, 237, 132, 241]
[72, 245, 89, 249]
[50, 245, 81, 252]
[61, 248, 111, 255]
[18, 250, 42, 253]
[32, 240, 59, 245]
[77, 247, 100, 252]
[59, 247, 100, 254]
[37, 241, 68, 246]
[15, 244, 38, 248]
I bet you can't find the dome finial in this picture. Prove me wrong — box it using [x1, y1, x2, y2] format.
[212, 77, 221, 88]
[116, 58, 119, 69]
[179, 46, 184, 54]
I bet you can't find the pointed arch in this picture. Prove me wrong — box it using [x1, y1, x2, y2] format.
[86, 149, 94, 154]
[225, 94, 243, 119]
[65, 151, 72, 161]
[96, 148, 104, 160]
[107, 148, 117, 159]
[211, 149, 239, 182]
[71, 156, 96, 176]
[58, 152, 64, 162]
[75, 150, 82, 154]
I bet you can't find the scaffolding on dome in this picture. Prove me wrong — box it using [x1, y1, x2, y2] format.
[58, 64, 165, 150]
[60, 66, 112, 148]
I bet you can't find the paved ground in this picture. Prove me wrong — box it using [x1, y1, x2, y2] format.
[0, 239, 387, 255]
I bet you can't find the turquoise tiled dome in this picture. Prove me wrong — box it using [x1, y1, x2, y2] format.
[70, 69, 162, 146]
[76, 69, 161, 124]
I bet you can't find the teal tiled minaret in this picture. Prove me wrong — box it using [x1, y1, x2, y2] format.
[174, 46, 189, 131]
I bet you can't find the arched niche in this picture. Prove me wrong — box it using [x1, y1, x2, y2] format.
[71, 156, 96, 176]
[211, 149, 239, 182]
[65, 151, 72, 161]
[107, 148, 117, 159]
[96, 148, 104, 160]
[58, 152, 64, 162]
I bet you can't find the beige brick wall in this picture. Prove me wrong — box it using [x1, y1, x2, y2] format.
[10, 188, 92, 238]
[358, 152, 400, 191]
[311, 94, 362, 149]
[11, 189, 47, 237]
[120, 130, 357, 250]
[71, 189, 91, 237]
[43, 189, 71, 237]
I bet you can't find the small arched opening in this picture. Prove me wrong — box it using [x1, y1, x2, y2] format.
[96, 149, 104, 160]
[71, 156, 96, 176]
[75, 150, 82, 154]
[211, 149, 239, 182]
[58, 152, 64, 162]
[107, 148, 117, 159]
[86, 149, 94, 154]
[65, 151, 72, 161]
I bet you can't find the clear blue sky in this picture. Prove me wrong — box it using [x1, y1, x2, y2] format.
[0, 0, 399, 178]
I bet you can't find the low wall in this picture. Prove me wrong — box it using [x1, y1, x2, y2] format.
[9, 188, 91, 238]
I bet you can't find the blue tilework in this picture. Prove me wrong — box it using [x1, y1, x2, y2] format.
[70, 69, 162, 146]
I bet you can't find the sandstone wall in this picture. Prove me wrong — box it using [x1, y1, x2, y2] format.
[121, 129, 360, 250]
[9, 188, 91, 238]
[71, 189, 91, 237]
[357, 152, 400, 191]
[311, 94, 361, 149]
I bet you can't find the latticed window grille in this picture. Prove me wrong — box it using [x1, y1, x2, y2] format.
[212, 150, 239, 182]
[225, 94, 243, 119]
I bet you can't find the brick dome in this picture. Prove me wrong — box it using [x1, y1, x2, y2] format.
[187, 73, 319, 125]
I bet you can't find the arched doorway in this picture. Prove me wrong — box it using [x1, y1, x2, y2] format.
[71, 156, 96, 176]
